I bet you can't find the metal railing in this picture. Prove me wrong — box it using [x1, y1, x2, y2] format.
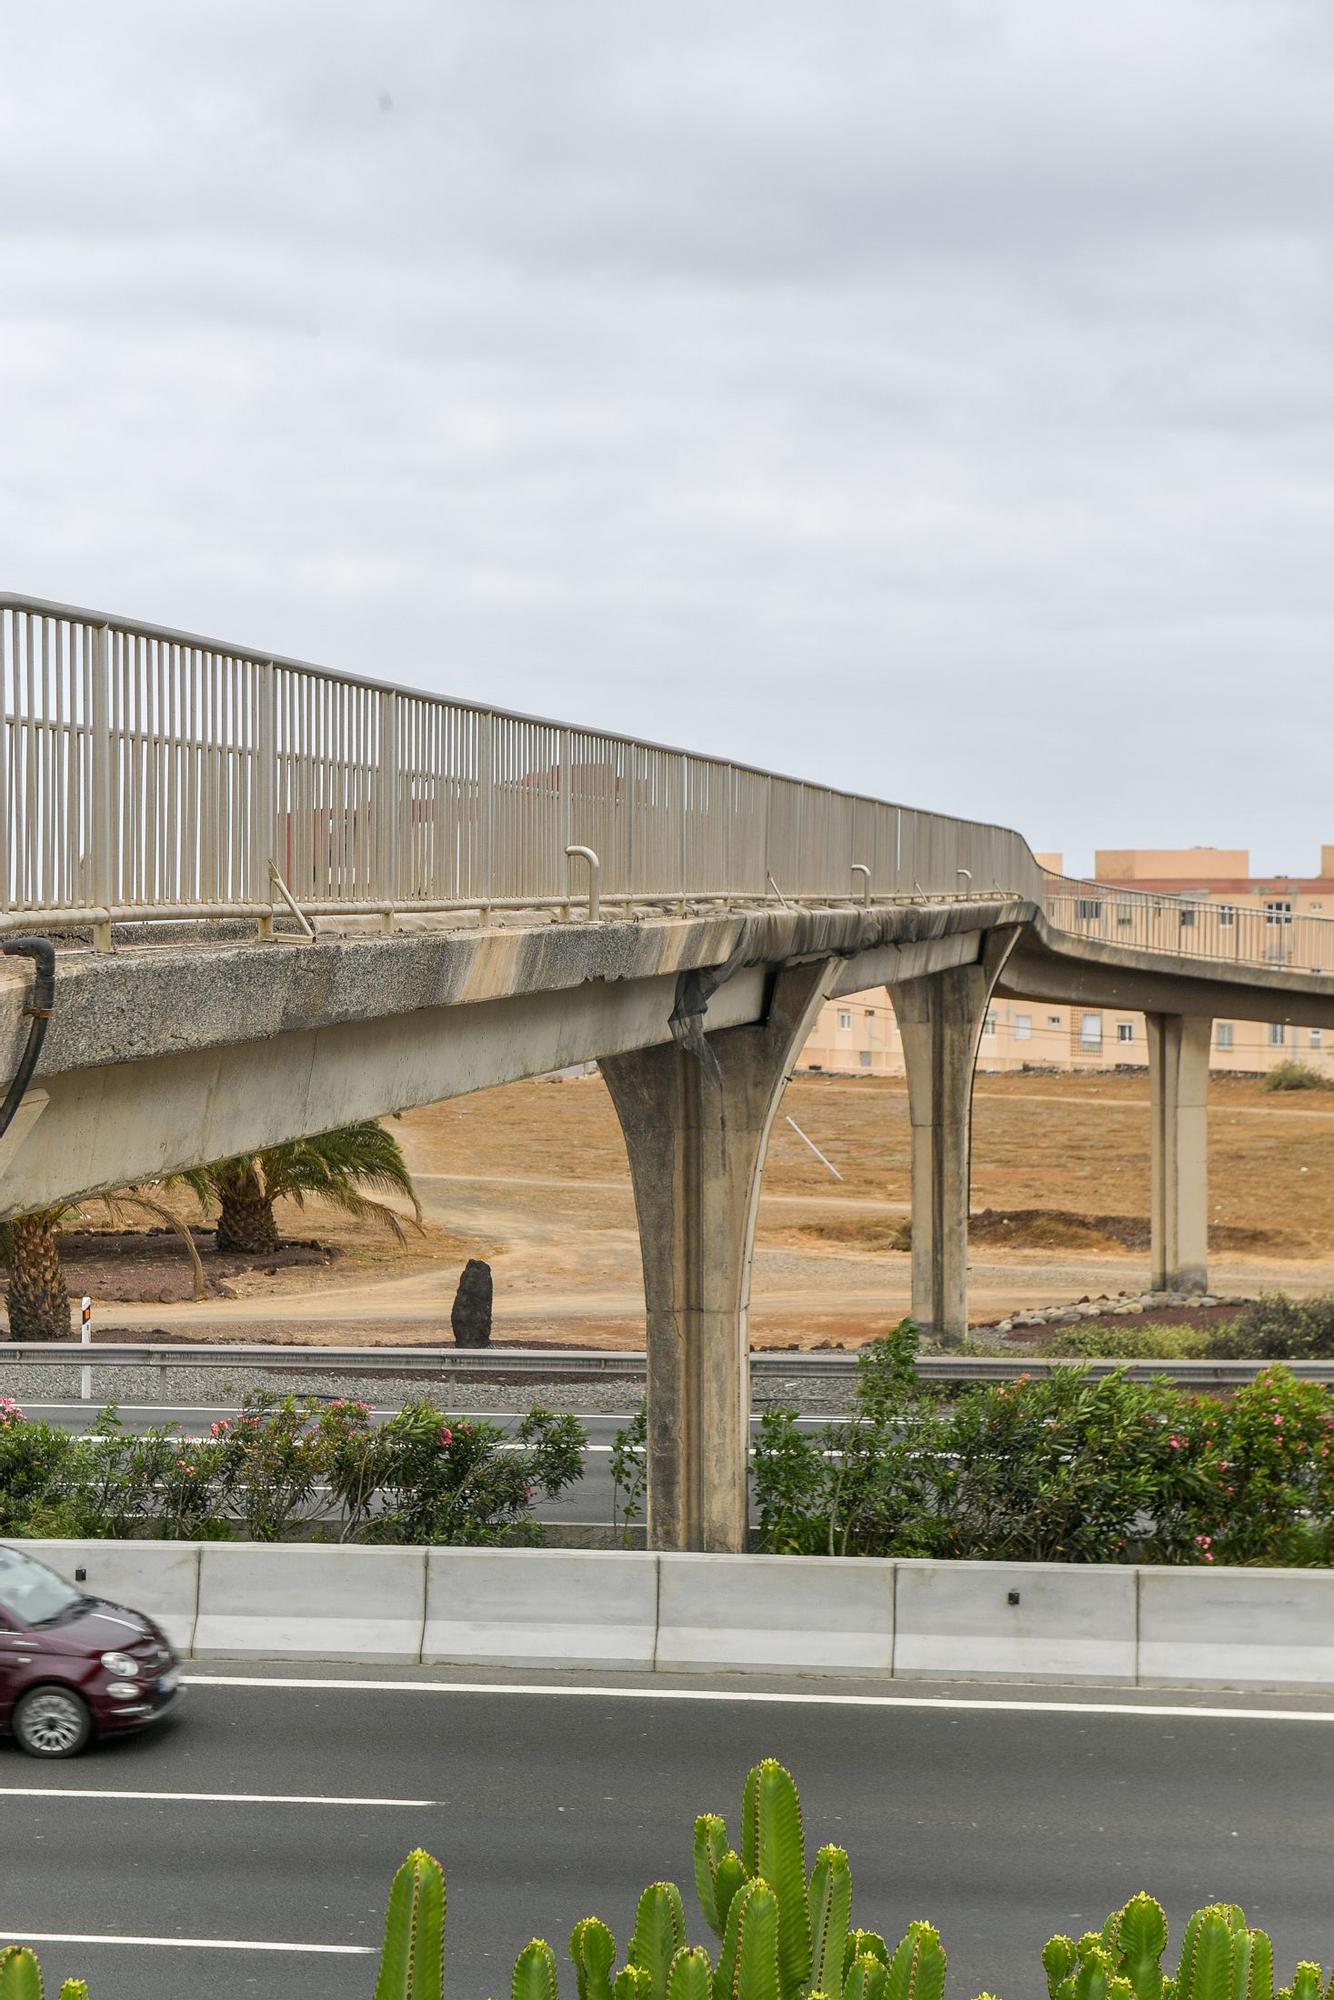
[5, 592, 1334, 984]
[2, 1340, 1330, 1391]
[0, 593, 1042, 942]
[1045, 875, 1334, 978]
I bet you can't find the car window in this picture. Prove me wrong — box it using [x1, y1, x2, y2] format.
[0, 1545, 85, 1626]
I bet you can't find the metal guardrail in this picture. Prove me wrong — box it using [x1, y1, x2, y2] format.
[0, 593, 1042, 942]
[1, 1342, 1329, 1391]
[1045, 874, 1334, 979]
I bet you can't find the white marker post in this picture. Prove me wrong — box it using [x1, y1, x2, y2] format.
[80, 1295, 92, 1403]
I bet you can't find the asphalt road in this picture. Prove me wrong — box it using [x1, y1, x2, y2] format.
[20, 1406, 834, 1528]
[2, 1669, 1332, 2000]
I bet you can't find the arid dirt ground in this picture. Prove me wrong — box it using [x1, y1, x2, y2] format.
[42, 1068, 1334, 1348]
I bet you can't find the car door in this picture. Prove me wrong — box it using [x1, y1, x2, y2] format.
[0, 1605, 30, 1723]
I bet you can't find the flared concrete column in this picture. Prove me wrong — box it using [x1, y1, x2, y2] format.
[888, 928, 1019, 1348]
[601, 959, 837, 1553]
[1146, 1013, 1211, 1294]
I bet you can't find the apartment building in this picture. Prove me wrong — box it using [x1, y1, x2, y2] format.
[798, 845, 1334, 1080]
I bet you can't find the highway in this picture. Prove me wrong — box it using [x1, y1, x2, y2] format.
[2, 1668, 1332, 2000]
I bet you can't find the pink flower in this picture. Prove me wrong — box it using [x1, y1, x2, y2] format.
[1218, 1460, 1229, 1471]
[1194, 1534, 1213, 1547]
[439, 1426, 454, 1447]
[1273, 1414, 1284, 1425]
[1168, 1436, 1184, 1450]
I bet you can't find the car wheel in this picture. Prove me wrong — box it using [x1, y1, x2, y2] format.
[12, 1685, 93, 1758]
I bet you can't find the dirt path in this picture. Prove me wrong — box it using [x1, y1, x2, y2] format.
[35, 1069, 1334, 1349]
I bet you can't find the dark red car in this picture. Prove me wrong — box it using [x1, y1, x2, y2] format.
[0, 1543, 183, 1757]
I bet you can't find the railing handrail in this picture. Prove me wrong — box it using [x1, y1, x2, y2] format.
[0, 590, 1033, 845]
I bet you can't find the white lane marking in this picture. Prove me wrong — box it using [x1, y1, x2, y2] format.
[182, 1677, 1334, 1723]
[0, 1786, 433, 1806]
[2, 1931, 371, 1955]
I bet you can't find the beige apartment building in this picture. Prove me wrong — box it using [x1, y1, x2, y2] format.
[798, 845, 1334, 1081]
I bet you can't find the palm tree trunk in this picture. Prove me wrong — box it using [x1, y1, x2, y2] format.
[6, 1210, 71, 1341]
[214, 1164, 280, 1254]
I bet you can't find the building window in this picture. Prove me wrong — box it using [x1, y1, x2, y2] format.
[1117, 1022, 1135, 1043]
[1179, 906, 1196, 928]
[982, 1009, 998, 1038]
[859, 1049, 872, 1068]
[1116, 903, 1135, 926]
[864, 1007, 875, 1017]
[1079, 1013, 1103, 1049]
[1075, 897, 1103, 922]
[1266, 900, 1293, 926]
[1313, 903, 1324, 914]
[1311, 1029, 1323, 1050]
[1014, 1013, 1032, 1042]
[1218, 906, 1235, 928]
[1216, 1023, 1234, 1050]
[837, 1010, 852, 1031]
[1269, 1023, 1287, 1047]
[1047, 1013, 1062, 1027]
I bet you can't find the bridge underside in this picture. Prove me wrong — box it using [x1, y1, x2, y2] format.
[5, 898, 1334, 1552]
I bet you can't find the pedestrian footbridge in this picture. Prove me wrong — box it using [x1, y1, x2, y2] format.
[4, 593, 1332, 1549]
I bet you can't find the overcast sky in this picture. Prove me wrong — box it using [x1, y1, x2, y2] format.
[3, 2, 1331, 875]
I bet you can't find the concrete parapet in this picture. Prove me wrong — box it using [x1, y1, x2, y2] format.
[1137, 1566, 1334, 1689]
[422, 1547, 658, 1669]
[25, 1538, 201, 1655]
[193, 1544, 427, 1660]
[654, 1553, 894, 1675]
[893, 1559, 1138, 1682]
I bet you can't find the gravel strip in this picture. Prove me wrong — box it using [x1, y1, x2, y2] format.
[0, 1360, 858, 1417]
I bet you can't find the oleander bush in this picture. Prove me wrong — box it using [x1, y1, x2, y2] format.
[5, 1760, 1332, 2000]
[1038, 1295, 1334, 1364]
[739, 1325, 1334, 1563]
[0, 1391, 584, 1545]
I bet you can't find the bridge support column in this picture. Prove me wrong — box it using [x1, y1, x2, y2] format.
[601, 959, 837, 1554]
[888, 928, 1020, 1349]
[1147, 1013, 1211, 1294]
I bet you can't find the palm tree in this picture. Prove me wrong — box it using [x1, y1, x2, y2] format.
[177, 1120, 422, 1254]
[1, 1208, 71, 1341]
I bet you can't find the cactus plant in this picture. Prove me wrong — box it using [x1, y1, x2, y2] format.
[715, 1878, 781, 2000]
[845, 1954, 889, 2000]
[885, 1923, 947, 2000]
[808, 1845, 852, 2000]
[514, 1940, 562, 2000]
[668, 1946, 716, 2000]
[740, 1761, 811, 2000]
[0, 1948, 42, 2000]
[630, 1884, 688, 2000]
[845, 1932, 891, 1978]
[1046, 1937, 1081, 1999]
[373, 1846, 445, 2000]
[573, 1917, 620, 2000]
[1116, 1895, 1169, 2000]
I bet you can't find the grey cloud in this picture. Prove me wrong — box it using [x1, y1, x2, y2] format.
[2, 0, 1331, 873]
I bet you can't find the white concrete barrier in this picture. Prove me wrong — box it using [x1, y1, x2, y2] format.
[15, 1540, 1334, 1688]
[894, 1560, 1138, 1682]
[194, 1544, 427, 1660]
[655, 1554, 894, 1676]
[1137, 1567, 1334, 1689]
[423, 1548, 658, 1668]
[23, 1538, 201, 1654]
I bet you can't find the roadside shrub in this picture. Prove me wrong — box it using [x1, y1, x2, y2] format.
[751, 1321, 1334, 1565]
[0, 1399, 76, 1535]
[1260, 1059, 1331, 1092]
[0, 1392, 585, 1545]
[1208, 1292, 1334, 1361]
[1040, 1323, 1213, 1360]
[350, 1400, 585, 1546]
